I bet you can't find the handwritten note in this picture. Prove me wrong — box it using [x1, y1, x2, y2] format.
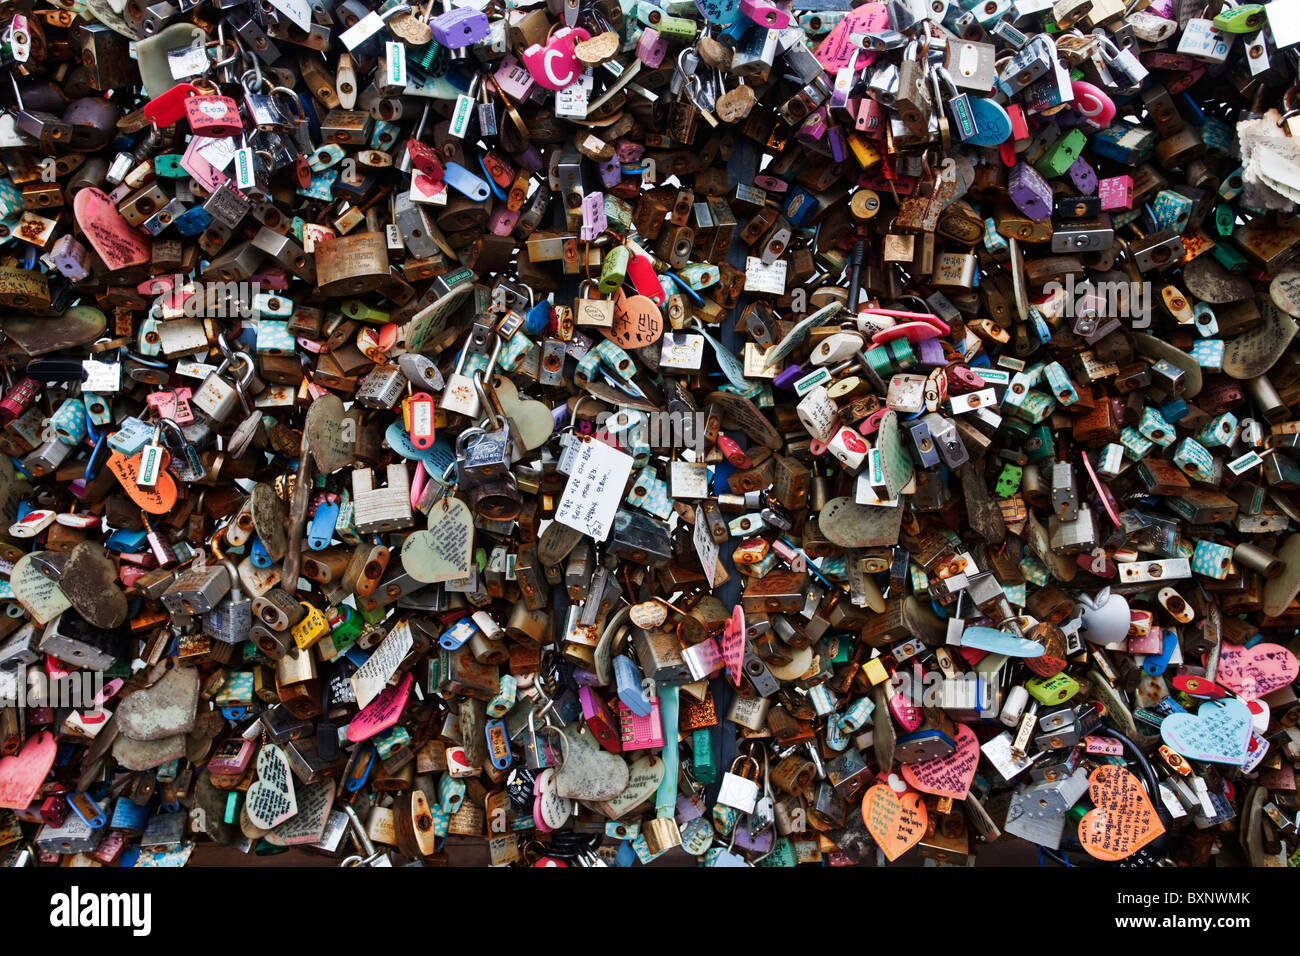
[862, 782, 927, 861]
[721, 605, 744, 688]
[1160, 697, 1252, 765]
[554, 436, 633, 542]
[694, 512, 718, 587]
[815, 1, 888, 70]
[901, 724, 979, 799]
[1215, 642, 1299, 700]
[403, 497, 473, 583]
[73, 188, 151, 270]
[245, 744, 298, 830]
[350, 622, 414, 710]
[347, 672, 413, 742]
[267, 780, 335, 846]
[268, 0, 312, 30]
[9, 553, 71, 626]
[1077, 766, 1165, 862]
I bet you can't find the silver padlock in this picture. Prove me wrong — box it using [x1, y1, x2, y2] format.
[204, 559, 253, 644]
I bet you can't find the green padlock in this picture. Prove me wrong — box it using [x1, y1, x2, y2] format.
[1034, 128, 1087, 179]
[599, 244, 630, 294]
[153, 154, 187, 178]
[1212, 3, 1265, 32]
[1026, 672, 1080, 705]
[692, 727, 717, 784]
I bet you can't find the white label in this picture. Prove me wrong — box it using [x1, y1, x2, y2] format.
[340, 11, 384, 50]
[1227, 450, 1262, 475]
[234, 147, 256, 190]
[269, 0, 313, 31]
[168, 43, 208, 79]
[386, 41, 407, 88]
[174, 360, 218, 380]
[743, 256, 787, 295]
[350, 622, 414, 710]
[694, 510, 718, 587]
[554, 436, 634, 542]
[196, 136, 237, 172]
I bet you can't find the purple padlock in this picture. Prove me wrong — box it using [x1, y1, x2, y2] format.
[516, 145, 544, 172]
[598, 154, 623, 188]
[916, 337, 946, 369]
[1067, 156, 1098, 194]
[580, 191, 607, 241]
[826, 125, 846, 163]
[731, 822, 774, 854]
[616, 139, 645, 163]
[676, 792, 704, 822]
[796, 105, 829, 143]
[773, 365, 805, 390]
[430, 7, 490, 48]
[1008, 163, 1053, 221]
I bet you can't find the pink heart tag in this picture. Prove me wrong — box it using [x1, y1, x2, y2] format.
[1216, 642, 1299, 701]
[0, 731, 56, 809]
[901, 723, 979, 799]
[346, 672, 413, 742]
[74, 187, 151, 270]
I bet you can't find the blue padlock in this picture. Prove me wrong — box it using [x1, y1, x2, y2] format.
[307, 500, 339, 551]
[613, 654, 652, 716]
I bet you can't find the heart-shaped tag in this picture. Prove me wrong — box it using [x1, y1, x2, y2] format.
[107, 449, 177, 514]
[553, 725, 629, 801]
[61, 541, 128, 629]
[9, 552, 70, 626]
[1077, 765, 1165, 861]
[597, 755, 665, 820]
[1160, 697, 1252, 765]
[304, 394, 355, 474]
[347, 672, 412, 742]
[533, 767, 572, 832]
[492, 376, 554, 451]
[74, 187, 151, 270]
[245, 743, 298, 829]
[1215, 642, 1299, 701]
[402, 497, 473, 583]
[0, 731, 56, 809]
[901, 723, 979, 799]
[862, 779, 927, 861]
[266, 780, 335, 847]
[115, 666, 199, 741]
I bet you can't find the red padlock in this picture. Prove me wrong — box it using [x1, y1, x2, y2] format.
[184, 94, 243, 137]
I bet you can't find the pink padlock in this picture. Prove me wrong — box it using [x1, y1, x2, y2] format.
[738, 0, 791, 28]
[1069, 80, 1115, 130]
[488, 205, 519, 236]
[636, 27, 668, 67]
[860, 407, 888, 436]
[493, 54, 536, 101]
[521, 27, 591, 91]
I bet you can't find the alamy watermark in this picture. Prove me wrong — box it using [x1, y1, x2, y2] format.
[1041, 274, 1151, 324]
[592, 408, 707, 459]
[50, 887, 151, 936]
[893, 670, 995, 711]
[152, 274, 262, 320]
[0, 669, 104, 711]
